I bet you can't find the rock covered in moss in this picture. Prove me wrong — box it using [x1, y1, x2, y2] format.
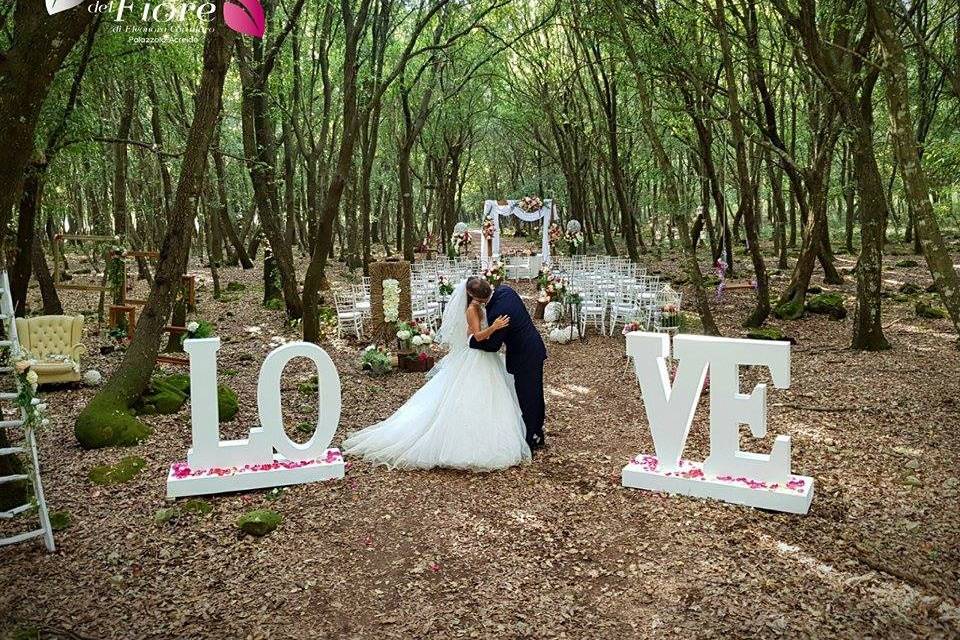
[89, 456, 147, 485]
[915, 300, 948, 319]
[773, 299, 804, 320]
[134, 374, 190, 415]
[805, 292, 847, 320]
[237, 509, 281, 537]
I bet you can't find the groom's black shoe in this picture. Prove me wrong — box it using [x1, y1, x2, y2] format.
[529, 434, 546, 451]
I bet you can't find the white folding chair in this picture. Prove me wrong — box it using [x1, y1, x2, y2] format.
[334, 292, 364, 339]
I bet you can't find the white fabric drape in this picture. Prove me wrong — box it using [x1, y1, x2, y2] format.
[481, 199, 554, 266]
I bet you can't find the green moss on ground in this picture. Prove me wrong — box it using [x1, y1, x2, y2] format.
[180, 499, 213, 515]
[75, 395, 152, 449]
[747, 326, 785, 341]
[49, 510, 71, 531]
[895, 259, 919, 268]
[89, 456, 147, 485]
[237, 509, 281, 537]
[916, 300, 948, 319]
[154, 508, 178, 526]
[264, 298, 284, 311]
[899, 282, 924, 295]
[805, 292, 847, 320]
[226, 281, 246, 292]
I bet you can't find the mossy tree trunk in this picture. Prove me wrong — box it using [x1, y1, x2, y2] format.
[870, 0, 960, 339]
[74, 16, 235, 448]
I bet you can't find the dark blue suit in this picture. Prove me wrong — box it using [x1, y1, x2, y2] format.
[469, 286, 547, 446]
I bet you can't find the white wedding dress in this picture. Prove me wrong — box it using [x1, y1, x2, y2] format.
[343, 281, 531, 471]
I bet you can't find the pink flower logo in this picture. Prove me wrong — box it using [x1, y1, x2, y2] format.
[224, 0, 265, 39]
[45, 0, 85, 14]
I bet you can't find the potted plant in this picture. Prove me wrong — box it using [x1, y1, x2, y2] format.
[395, 321, 435, 372]
[360, 345, 393, 376]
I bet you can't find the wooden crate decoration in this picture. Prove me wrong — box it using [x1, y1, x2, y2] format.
[369, 259, 412, 344]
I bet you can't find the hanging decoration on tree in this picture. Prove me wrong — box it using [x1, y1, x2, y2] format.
[714, 257, 728, 301]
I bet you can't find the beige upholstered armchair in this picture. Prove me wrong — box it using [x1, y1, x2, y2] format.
[15, 315, 86, 385]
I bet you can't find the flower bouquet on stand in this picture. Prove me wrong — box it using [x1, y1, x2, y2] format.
[482, 260, 507, 288]
[395, 321, 435, 373]
[449, 229, 471, 258]
[534, 265, 554, 319]
[657, 303, 682, 332]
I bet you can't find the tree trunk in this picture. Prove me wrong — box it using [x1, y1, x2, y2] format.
[0, 1, 95, 249]
[871, 0, 960, 337]
[74, 17, 235, 449]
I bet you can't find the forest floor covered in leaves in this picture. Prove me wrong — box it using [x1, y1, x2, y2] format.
[2, 245, 959, 639]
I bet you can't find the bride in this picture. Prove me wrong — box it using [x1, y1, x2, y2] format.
[343, 278, 532, 471]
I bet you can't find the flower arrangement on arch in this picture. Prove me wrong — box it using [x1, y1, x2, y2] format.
[481, 216, 496, 240]
[519, 196, 543, 213]
[482, 260, 507, 288]
[382, 279, 400, 323]
[548, 222, 563, 247]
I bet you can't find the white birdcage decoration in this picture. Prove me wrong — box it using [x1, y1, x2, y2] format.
[566, 219, 581, 234]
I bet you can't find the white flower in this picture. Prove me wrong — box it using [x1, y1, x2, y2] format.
[83, 370, 103, 386]
[422, 335, 433, 345]
[25, 370, 38, 386]
[41, 419, 50, 427]
[37, 403, 48, 411]
[397, 330, 412, 341]
[186, 321, 200, 333]
[412, 335, 424, 347]
[364, 345, 375, 352]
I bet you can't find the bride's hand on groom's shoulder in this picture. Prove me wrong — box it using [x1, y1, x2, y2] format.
[492, 315, 510, 331]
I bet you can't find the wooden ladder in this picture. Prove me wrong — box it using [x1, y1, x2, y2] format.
[0, 270, 55, 552]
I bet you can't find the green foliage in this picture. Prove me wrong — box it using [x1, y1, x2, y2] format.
[225, 281, 246, 292]
[237, 509, 282, 537]
[895, 259, 920, 268]
[154, 508, 178, 526]
[264, 298, 284, 311]
[88, 456, 147, 485]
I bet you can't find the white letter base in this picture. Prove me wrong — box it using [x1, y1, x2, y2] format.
[166, 449, 345, 498]
[622, 455, 814, 514]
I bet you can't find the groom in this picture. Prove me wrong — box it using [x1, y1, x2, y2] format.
[467, 278, 547, 450]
